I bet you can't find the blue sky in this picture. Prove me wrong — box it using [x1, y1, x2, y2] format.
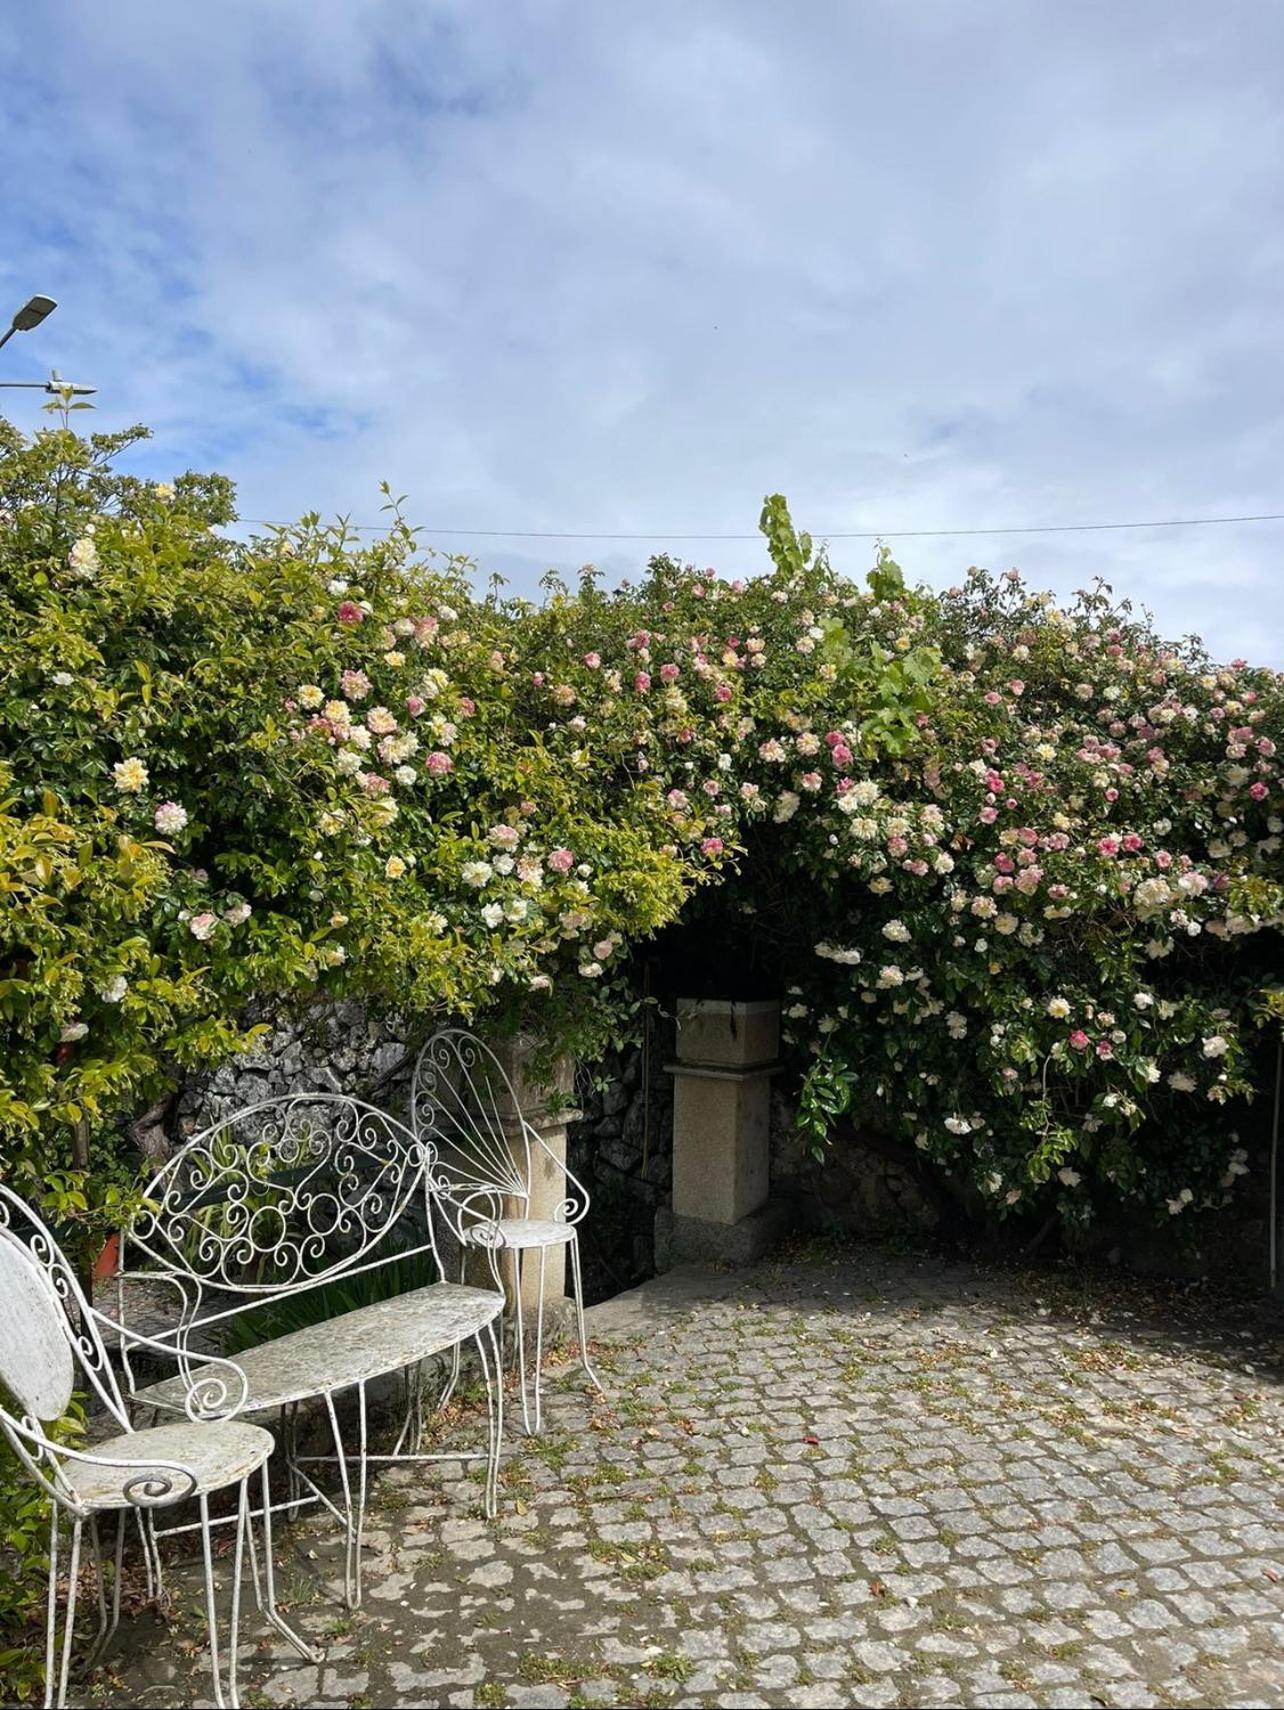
[2, 1, 1282, 662]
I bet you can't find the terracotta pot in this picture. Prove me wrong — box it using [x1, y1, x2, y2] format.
[92, 1231, 120, 1282]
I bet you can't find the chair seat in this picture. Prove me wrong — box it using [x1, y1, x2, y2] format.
[63, 1420, 273, 1512]
[132, 1281, 504, 1416]
[464, 1216, 576, 1250]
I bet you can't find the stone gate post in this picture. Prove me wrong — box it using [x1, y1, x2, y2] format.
[656, 998, 786, 1266]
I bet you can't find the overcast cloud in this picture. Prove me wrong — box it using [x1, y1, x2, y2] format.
[2, 1, 1282, 660]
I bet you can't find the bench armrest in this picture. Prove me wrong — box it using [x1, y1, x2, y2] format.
[89, 1299, 250, 1422]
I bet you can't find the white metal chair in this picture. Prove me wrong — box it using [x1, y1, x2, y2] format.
[411, 1029, 603, 1434]
[115, 1095, 506, 1608]
[0, 1183, 318, 1709]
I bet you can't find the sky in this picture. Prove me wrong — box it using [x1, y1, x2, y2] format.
[2, 1, 1282, 663]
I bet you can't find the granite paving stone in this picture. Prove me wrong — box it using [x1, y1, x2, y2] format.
[89, 1243, 1283, 1708]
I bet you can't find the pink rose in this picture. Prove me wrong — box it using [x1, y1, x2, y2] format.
[405, 694, 426, 716]
[701, 837, 725, 856]
[634, 672, 651, 693]
[714, 682, 732, 703]
[546, 848, 575, 875]
[1249, 781, 1269, 800]
[1068, 1030, 1090, 1051]
[583, 652, 601, 669]
[189, 911, 218, 941]
[337, 601, 364, 625]
[425, 751, 453, 775]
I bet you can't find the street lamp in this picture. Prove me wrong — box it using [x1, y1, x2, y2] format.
[0, 294, 57, 352]
[0, 293, 97, 397]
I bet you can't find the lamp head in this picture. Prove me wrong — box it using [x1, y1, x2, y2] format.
[11, 295, 56, 332]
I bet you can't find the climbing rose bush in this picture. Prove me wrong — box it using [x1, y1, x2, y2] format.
[0, 423, 736, 1225]
[1, 421, 1281, 1243]
[756, 564, 1282, 1230]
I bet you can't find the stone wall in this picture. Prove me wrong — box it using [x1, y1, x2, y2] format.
[768, 1086, 941, 1238]
[567, 1022, 675, 1304]
[173, 1001, 415, 1141]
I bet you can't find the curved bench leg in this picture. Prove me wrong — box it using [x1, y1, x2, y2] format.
[322, 1390, 358, 1610]
[247, 1459, 323, 1663]
[354, 1381, 369, 1608]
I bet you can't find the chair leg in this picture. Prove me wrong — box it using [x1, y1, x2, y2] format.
[86, 1518, 107, 1661]
[570, 1232, 603, 1393]
[198, 1492, 231, 1710]
[474, 1318, 504, 1519]
[43, 1507, 59, 1710]
[50, 1513, 82, 1710]
[143, 1511, 166, 1605]
[109, 1511, 126, 1647]
[512, 1247, 532, 1436]
[226, 1482, 249, 1708]
[532, 1245, 547, 1435]
[83, 1513, 124, 1667]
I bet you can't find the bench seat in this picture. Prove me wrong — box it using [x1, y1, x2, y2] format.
[132, 1281, 502, 1416]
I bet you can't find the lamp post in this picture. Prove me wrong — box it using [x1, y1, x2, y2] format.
[0, 294, 96, 397]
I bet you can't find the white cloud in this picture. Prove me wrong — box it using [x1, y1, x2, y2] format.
[1, 0, 1282, 661]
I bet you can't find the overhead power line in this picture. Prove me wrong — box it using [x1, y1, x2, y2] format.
[240, 509, 1284, 543]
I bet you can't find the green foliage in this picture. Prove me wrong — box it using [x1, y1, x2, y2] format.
[0, 1402, 84, 1702]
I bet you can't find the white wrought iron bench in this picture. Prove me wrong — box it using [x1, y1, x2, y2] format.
[0, 1183, 318, 1710]
[113, 1094, 505, 1607]
[412, 1029, 603, 1435]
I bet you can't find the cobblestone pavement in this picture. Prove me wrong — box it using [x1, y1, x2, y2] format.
[95, 1244, 1284, 1709]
